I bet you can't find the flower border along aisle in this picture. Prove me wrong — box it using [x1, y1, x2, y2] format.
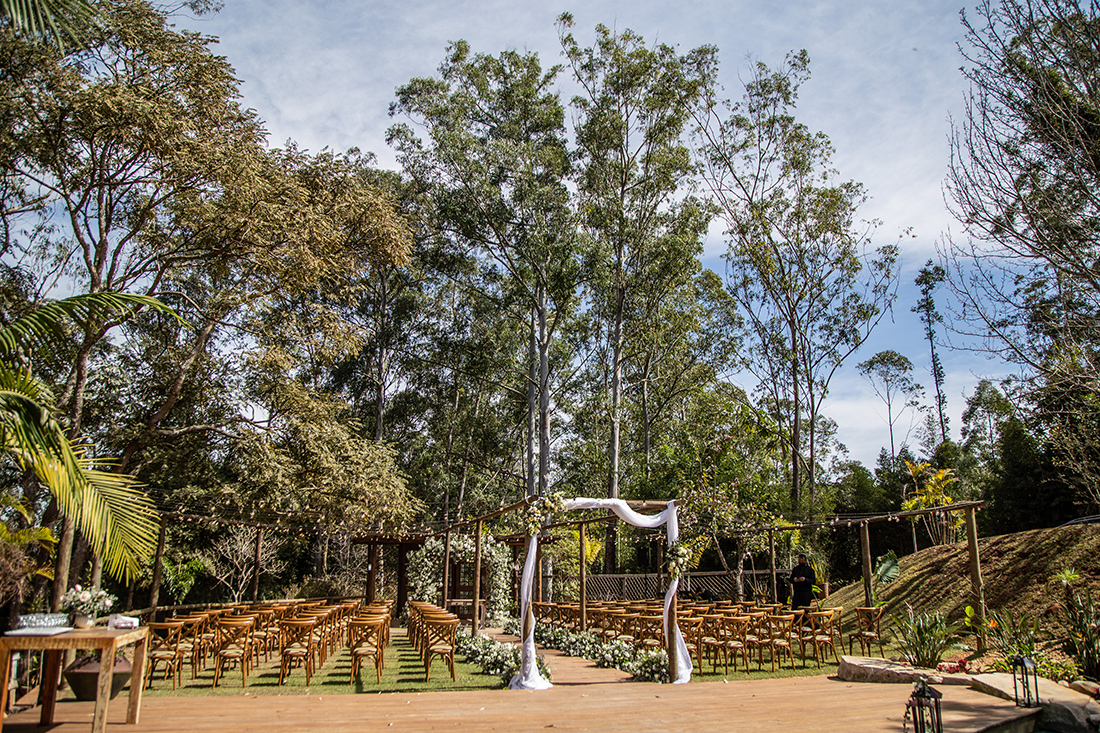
[509, 497, 692, 690]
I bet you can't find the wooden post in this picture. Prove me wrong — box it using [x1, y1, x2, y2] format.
[579, 523, 587, 630]
[656, 541, 664, 596]
[536, 541, 543, 603]
[965, 506, 987, 651]
[441, 528, 451, 609]
[667, 592, 679, 683]
[860, 522, 873, 608]
[769, 529, 777, 604]
[249, 527, 263, 602]
[367, 543, 379, 603]
[147, 516, 168, 621]
[472, 521, 483, 635]
[397, 544, 409, 618]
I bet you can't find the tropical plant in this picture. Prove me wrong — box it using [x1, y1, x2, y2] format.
[1064, 588, 1100, 679]
[894, 605, 959, 669]
[0, 293, 172, 582]
[0, 491, 54, 607]
[871, 550, 899, 606]
[985, 608, 1040, 658]
[0, 0, 97, 47]
[902, 461, 963, 545]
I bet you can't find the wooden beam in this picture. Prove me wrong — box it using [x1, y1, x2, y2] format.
[396, 545, 409, 618]
[147, 516, 168, 621]
[367, 544, 379, 603]
[441, 528, 451, 609]
[579, 523, 587, 630]
[667, 592, 678, 683]
[249, 527, 263, 602]
[860, 522, 873, 608]
[472, 521, 483, 636]
[769, 530, 777, 604]
[965, 506, 987, 652]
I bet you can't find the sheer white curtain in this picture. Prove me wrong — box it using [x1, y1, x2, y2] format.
[508, 498, 692, 690]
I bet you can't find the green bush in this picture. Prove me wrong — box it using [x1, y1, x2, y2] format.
[1064, 589, 1100, 678]
[987, 608, 1040, 658]
[894, 605, 959, 669]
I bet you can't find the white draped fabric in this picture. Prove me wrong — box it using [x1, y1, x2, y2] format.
[508, 498, 692, 690]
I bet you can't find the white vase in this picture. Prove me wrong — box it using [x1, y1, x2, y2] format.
[73, 614, 94, 629]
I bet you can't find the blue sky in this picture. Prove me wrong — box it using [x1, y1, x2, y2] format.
[177, 0, 1007, 467]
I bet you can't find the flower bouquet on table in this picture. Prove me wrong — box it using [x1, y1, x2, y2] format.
[60, 585, 116, 628]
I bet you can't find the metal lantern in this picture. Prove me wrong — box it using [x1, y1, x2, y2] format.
[905, 679, 943, 733]
[1011, 655, 1040, 708]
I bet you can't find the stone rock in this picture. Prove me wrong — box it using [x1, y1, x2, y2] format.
[836, 656, 970, 686]
[1070, 680, 1100, 698]
[971, 673, 1100, 733]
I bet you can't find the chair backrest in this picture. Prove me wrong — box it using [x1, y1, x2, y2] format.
[423, 617, 459, 649]
[215, 618, 253, 651]
[279, 619, 316, 650]
[767, 614, 796, 640]
[147, 621, 185, 652]
[856, 606, 883, 633]
[348, 618, 384, 650]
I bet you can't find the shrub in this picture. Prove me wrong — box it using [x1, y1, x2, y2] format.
[986, 609, 1039, 658]
[1064, 589, 1100, 679]
[894, 605, 959, 669]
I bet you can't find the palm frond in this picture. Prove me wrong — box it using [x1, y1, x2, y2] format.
[0, 292, 183, 359]
[1, 0, 98, 48]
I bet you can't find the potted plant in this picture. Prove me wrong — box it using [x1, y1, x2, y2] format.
[59, 585, 116, 628]
[63, 650, 132, 701]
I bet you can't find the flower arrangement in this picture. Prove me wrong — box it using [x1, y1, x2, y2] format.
[522, 492, 568, 536]
[667, 541, 692, 580]
[59, 585, 115, 617]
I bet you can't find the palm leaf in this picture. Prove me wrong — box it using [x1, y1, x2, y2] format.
[0, 0, 98, 48]
[0, 363, 157, 582]
[0, 292, 182, 358]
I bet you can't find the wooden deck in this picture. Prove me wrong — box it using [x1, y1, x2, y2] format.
[2, 673, 1036, 732]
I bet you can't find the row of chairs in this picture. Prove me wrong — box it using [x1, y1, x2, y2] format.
[407, 601, 460, 682]
[144, 598, 375, 689]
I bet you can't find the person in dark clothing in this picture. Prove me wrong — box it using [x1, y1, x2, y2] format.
[790, 553, 817, 610]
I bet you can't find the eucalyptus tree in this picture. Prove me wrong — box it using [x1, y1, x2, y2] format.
[389, 42, 584, 501]
[693, 51, 898, 508]
[557, 16, 714, 568]
[857, 350, 923, 460]
[913, 261, 949, 444]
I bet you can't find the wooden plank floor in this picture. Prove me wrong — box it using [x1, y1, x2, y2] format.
[2, 673, 1035, 732]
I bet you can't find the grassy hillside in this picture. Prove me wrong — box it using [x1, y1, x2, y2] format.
[824, 524, 1100, 630]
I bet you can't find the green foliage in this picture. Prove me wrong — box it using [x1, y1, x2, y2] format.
[893, 605, 959, 669]
[407, 534, 511, 622]
[985, 608, 1040, 658]
[1064, 588, 1100, 678]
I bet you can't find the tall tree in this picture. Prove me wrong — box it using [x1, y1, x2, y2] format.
[389, 41, 582, 504]
[558, 15, 713, 570]
[857, 350, 923, 460]
[913, 261, 949, 443]
[694, 51, 898, 509]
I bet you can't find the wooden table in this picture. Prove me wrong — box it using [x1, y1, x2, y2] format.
[0, 626, 149, 733]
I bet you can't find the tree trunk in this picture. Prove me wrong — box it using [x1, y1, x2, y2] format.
[527, 307, 538, 500]
[606, 274, 625, 572]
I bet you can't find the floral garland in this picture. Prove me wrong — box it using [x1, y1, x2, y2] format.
[522, 492, 568, 536]
[407, 533, 512, 622]
[666, 541, 692, 580]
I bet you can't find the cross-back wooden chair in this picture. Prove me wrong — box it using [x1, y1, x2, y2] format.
[851, 606, 886, 657]
[634, 615, 665, 652]
[212, 617, 254, 688]
[807, 608, 841, 666]
[278, 618, 318, 686]
[763, 614, 797, 671]
[422, 616, 460, 682]
[144, 621, 186, 690]
[348, 617, 387, 685]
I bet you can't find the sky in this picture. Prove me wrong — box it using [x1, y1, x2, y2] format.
[175, 0, 1008, 468]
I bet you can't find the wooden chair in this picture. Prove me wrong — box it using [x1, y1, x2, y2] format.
[634, 615, 665, 652]
[850, 607, 886, 657]
[144, 621, 186, 690]
[807, 609, 841, 666]
[678, 614, 706, 669]
[211, 617, 254, 688]
[763, 614, 797, 671]
[423, 616, 460, 682]
[278, 618, 318, 686]
[348, 617, 386, 685]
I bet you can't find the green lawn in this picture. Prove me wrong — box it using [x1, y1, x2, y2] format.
[102, 632, 503, 699]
